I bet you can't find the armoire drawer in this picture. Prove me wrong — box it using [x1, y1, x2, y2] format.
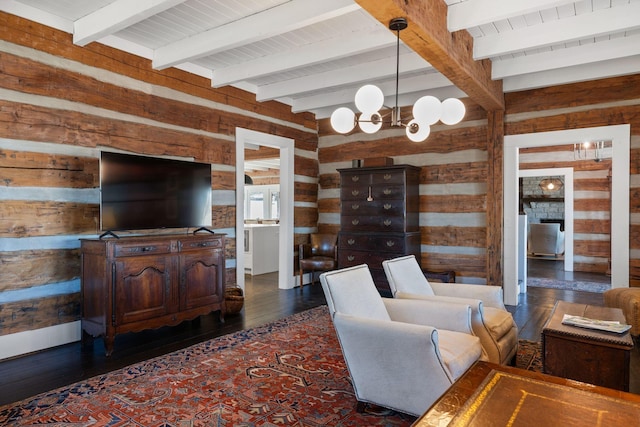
[340, 215, 407, 232]
[340, 200, 406, 217]
[340, 183, 406, 201]
[339, 233, 411, 253]
[338, 249, 406, 268]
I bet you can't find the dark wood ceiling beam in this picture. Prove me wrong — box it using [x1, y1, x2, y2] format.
[355, 0, 504, 111]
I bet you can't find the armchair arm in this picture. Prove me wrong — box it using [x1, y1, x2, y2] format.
[430, 282, 506, 310]
[298, 243, 312, 260]
[383, 298, 474, 335]
[395, 292, 484, 315]
[332, 313, 455, 405]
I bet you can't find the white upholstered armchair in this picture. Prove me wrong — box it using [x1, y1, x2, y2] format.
[528, 222, 565, 257]
[319, 264, 482, 417]
[382, 255, 518, 365]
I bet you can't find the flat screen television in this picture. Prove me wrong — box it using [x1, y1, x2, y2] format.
[100, 152, 212, 231]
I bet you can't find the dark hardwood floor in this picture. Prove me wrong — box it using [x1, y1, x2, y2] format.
[1, 268, 636, 407]
[527, 257, 611, 284]
[517, 257, 608, 341]
[0, 273, 326, 406]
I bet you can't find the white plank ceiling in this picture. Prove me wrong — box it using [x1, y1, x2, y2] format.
[2, 0, 639, 119]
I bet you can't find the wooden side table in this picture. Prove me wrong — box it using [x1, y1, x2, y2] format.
[542, 300, 634, 391]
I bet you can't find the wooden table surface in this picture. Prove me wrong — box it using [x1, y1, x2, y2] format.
[543, 300, 633, 347]
[412, 361, 640, 426]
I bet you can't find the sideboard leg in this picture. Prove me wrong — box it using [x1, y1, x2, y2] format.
[104, 335, 115, 357]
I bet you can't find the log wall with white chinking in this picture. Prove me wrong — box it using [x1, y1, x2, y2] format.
[505, 74, 640, 284]
[317, 73, 640, 287]
[318, 102, 492, 283]
[0, 13, 318, 359]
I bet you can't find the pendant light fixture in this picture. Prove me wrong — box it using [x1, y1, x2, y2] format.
[539, 177, 564, 192]
[330, 17, 466, 142]
[574, 140, 606, 162]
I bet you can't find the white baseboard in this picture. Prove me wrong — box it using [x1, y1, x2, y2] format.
[0, 321, 81, 360]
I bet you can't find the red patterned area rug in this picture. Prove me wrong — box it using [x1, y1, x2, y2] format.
[0, 306, 416, 426]
[516, 340, 543, 373]
[527, 277, 610, 293]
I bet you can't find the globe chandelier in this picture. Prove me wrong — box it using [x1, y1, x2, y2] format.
[330, 17, 466, 142]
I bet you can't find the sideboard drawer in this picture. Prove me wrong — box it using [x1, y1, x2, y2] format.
[179, 237, 223, 252]
[114, 242, 172, 257]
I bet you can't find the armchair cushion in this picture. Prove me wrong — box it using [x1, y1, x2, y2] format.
[483, 307, 516, 340]
[299, 255, 335, 270]
[437, 329, 484, 380]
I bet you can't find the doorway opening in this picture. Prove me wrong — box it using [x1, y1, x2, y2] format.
[503, 124, 630, 305]
[235, 128, 295, 291]
[520, 167, 611, 293]
[519, 168, 574, 290]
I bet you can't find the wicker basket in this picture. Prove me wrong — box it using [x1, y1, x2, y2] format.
[225, 287, 244, 314]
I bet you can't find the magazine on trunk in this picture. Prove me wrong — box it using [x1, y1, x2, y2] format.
[562, 314, 631, 334]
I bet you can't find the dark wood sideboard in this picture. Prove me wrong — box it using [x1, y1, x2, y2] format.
[80, 233, 226, 356]
[338, 164, 421, 295]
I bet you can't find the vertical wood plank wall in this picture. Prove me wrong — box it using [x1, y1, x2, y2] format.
[0, 14, 318, 349]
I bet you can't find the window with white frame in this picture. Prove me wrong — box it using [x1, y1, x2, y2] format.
[245, 184, 279, 220]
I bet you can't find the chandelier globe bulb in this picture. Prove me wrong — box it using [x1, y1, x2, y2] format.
[358, 112, 383, 134]
[412, 95, 442, 125]
[440, 98, 466, 125]
[406, 119, 430, 142]
[355, 84, 384, 113]
[330, 107, 356, 134]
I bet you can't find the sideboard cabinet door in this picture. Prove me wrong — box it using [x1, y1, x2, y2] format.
[179, 236, 225, 310]
[113, 254, 176, 325]
[180, 250, 224, 310]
